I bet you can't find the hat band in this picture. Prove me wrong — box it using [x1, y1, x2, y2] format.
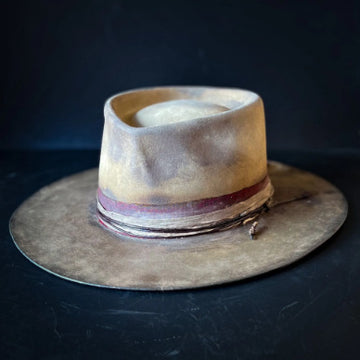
[96, 176, 273, 238]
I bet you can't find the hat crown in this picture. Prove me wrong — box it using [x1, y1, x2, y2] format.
[99, 86, 268, 205]
[97, 86, 273, 238]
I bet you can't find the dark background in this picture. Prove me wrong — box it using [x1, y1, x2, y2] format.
[1, 0, 359, 150]
[1, 2, 360, 360]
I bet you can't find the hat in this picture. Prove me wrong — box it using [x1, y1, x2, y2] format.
[9, 86, 347, 290]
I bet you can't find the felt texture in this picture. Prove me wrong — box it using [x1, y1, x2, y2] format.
[99, 87, 268, 204]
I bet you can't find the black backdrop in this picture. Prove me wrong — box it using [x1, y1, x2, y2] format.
[1, 0, 359, 150]
[1, 2, 360, 359]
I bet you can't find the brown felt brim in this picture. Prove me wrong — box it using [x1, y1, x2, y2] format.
[9, 161, 347, 291]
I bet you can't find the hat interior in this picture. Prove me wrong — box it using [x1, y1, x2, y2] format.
[109, 87, 259, 128]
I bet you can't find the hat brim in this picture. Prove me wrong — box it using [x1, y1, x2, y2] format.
[9, 161, 347, 291]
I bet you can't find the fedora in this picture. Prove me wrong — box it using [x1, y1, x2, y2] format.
[9, 86, 347, 290]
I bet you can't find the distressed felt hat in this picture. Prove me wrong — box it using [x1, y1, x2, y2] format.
[10, 86, 347, 290]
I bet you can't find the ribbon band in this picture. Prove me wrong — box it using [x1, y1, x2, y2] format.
[97, 176, 273, 238]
